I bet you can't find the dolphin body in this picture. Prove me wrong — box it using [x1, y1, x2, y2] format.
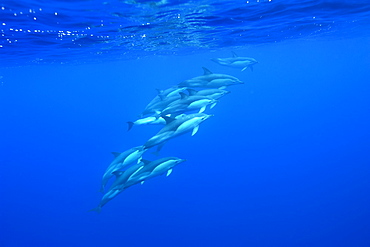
[127, 157, 186, 185]
[144, 113, 213, 150]
[156, 86, 188, 100]
[141, 87, 187, 116]
[127, 115, 166, 131]
[89, 188, 122, 213]
[141, 95, 179, 116]
[100, 145, 146, 193]
[160, 94, 218, 116]
[90, 162, 144, 213]
[178, 67, 243, 89]
[211, 52, 258, 71]
[89, 157, 185, 213]
[186, 88, 230, 100]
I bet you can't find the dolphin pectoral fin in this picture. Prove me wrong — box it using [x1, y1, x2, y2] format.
[111, 152, 121, 158]
[232, 51, 238, 57]
[192, 125, 199, 136]
[241, 67, 247, 72]
[199, 106, 206, 113]
[137, 157, 142, 164]
[210, 102, 217, 109]
[141, 181, 145, 185]
[166, 169, 173, 177]
[249, 66, 254, 72]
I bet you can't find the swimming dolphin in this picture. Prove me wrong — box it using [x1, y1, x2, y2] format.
[89, 157, 185, 213]
[90, 162, 145, 213]
[141, 95, 179, 116]
[156, 86, 188, 100]
[142, 87, 187, 116]
[100, 145, 146, 193]
[178, 67, 243, 88]
[89, 188, 122, 213]
[160, 94, 218, 116]
[127, 157, 186, 185]
[211, 52, 258, 71]
[127, 115, 166, 131]
[144, 113, 213, 150]
[186, 88, 230, 100]
[108, 162, 146, 191]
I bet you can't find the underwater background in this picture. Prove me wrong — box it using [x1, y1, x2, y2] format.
[1, 0, 370, 246]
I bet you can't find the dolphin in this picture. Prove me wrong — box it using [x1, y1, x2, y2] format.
[142, 87, 187, 116]
[211, 51, 258, 71]
[90, 163, 143, 213]
[89, 188, 122, 213]
[141, 95, 179, 116]
[160, 94, 218, 116]
[178, 67, 243, 88]
[186, 88, 230, 100]
[108, 161, 145, 191]
[127, 115, 166, 131]
[156, 86, 188, 100]
[143, 113, 213, 150]
[89, 157, 185, 213]
[100, 145, 146, 193]
[127, 157, 186, 185]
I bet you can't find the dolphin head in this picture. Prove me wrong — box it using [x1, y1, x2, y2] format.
[175, 158, 187, 165]
[201, 114, 213, 122]
[249, 58, 258, 64]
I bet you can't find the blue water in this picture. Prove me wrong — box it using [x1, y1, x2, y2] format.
[1, 1, 370, 247]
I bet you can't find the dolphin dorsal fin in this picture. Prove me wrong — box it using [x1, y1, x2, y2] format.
[202, 67, 213, 75]
[162, 116, 176, 125]
[112, 171, 124, 177]
[187, 88, 198, 96]
[232, 51, 238, 57]
[111, 152, 121, 158]
[179, 92, 188, 100]
[158, 94, 165, 101]
[140, 159, 151, 165]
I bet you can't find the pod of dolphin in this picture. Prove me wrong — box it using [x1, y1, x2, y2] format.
[90, 52, 258, 213]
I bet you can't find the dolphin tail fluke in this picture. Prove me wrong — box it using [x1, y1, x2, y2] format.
[98, 186, 105, 194]
[127, 121, 134, 131]
[88, 206, 102, 213]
